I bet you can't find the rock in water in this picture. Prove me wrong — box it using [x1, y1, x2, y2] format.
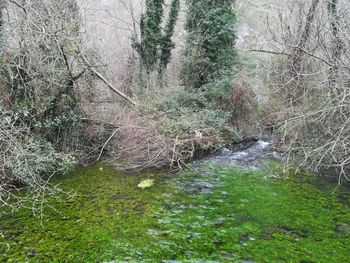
[336, 223, 350, 233]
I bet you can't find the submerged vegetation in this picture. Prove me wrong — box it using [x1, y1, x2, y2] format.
[1, 164, 349, 262]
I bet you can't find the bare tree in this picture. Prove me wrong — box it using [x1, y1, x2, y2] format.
[255, 0, 350, 182]
[290, 0, 320, 102]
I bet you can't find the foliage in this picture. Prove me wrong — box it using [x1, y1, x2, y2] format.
[169, 0, 254, 147]
[157, 81, 256, 152]
[159, 0, 180, 72]
[133, 0, 164, 72]
[160, 95, 243, 146]
[181, 0, 237, 90]
[0, 106, 76, 211]
[1, 0, 84, 151]
[133, 0, 180, 74]
[10, 92, 83, 151]
[110, 79, 255, 172]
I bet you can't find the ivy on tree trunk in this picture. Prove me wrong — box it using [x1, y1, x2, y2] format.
[133, 0, 180, 75]
[181, 0, 237, 90]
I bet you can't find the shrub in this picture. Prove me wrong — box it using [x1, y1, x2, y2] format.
[0, 106, 76, 212]
[1, 0, 84, 151]
[277, 88, 350, 182]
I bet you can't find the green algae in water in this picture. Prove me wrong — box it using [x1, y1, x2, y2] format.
[156, 166, 350, 262]
[0, 165, 170, 262]
[0, 164, 350, 262]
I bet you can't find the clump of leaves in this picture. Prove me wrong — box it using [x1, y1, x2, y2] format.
[138, 179, 155, 189]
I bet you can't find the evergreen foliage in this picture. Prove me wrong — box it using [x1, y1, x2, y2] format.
[159, 0, 180, 72]
[133, 0, 180, 74]
[181, 0, 237, 90]
[160, 0, 255, 145]
[134, 0, 164, 72]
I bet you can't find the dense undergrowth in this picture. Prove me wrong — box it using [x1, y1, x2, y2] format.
[0, 105, 76, 211]
[110, 0, 257, 172]
[0, 0, 252, 193]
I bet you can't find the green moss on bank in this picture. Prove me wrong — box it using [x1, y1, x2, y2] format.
[1, 164, 349, 262]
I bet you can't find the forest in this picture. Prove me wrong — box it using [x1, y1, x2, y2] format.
[0, 0, 349, 262]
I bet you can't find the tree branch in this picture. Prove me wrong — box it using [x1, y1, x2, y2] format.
[247, 49, 292, 56]
[81, 55, 137, 107]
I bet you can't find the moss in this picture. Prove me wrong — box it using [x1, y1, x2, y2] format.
[1, 164, 350, 262]
[0, 165, 170, 262]
[142, 165, 350, 262]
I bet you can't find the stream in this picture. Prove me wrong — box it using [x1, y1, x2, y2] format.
[1, 141, 349, 262]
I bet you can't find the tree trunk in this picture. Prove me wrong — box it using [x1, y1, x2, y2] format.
[328, 0, 343, 92]
[291, 0, 320, 103]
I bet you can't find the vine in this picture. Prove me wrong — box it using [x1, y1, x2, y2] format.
[133, 0, 180, 75]
[181, 0, 237, 91]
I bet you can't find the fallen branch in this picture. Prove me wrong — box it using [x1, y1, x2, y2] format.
[96, 127, 120, 162]
[81, 55, 137, 107]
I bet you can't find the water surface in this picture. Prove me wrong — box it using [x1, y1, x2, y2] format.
[0, 147, 349, 262]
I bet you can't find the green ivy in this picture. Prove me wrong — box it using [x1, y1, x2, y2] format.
[159, 0, 180, 72]
[10, 87, 83, 151]
[157, 0, 255, 146]
[132, 0, 180, 74]
[181, 0, 237, 90]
